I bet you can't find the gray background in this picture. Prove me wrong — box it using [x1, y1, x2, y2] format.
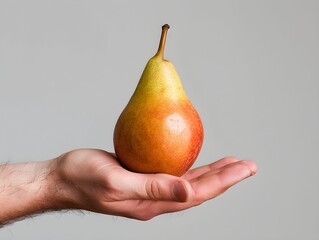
[0, 0, 318, 239]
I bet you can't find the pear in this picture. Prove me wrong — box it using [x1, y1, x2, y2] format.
[113, 24, 204, 176]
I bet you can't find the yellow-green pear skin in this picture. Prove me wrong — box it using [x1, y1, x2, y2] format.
[113, 24, 204, 176]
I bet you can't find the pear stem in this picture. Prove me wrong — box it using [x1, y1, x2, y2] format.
[155, 24, 170, 60]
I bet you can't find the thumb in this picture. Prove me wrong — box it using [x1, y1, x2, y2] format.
[122, 173, 192, 202]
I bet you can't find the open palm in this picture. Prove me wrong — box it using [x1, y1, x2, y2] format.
[56, 149, 257, 220]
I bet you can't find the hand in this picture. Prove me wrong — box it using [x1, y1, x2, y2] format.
[55, 149, 257, 220]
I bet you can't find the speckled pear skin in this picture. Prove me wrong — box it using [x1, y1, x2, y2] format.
[113, 25, 204, 176]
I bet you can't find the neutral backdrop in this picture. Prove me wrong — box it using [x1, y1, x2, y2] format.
[0, 0, 318, 239]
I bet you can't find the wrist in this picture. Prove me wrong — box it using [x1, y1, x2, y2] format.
[0, 158, 77, 224]
[44, 157, 80, 211]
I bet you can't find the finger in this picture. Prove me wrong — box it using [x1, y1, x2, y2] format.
[183, 156, 240, 180]
[113, 172, 193, 202]
[140, 160, 258, 218]
[191, 160, 257, 202]
[100, 160, 258, 220]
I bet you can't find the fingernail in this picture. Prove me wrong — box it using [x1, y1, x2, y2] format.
[173, 181, 188, 202]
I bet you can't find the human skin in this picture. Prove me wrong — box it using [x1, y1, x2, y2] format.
[0, 149, 257, 225]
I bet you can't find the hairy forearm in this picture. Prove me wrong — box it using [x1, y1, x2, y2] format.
[0, 159, 69, 225]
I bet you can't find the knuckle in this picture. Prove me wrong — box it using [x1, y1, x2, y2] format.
[146, 179, 162, 200]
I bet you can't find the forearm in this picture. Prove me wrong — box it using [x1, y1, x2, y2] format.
[0, 159, 69, 224]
